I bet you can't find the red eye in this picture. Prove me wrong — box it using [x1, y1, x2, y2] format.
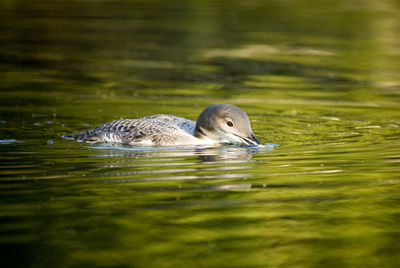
[227, 121, 234, 127]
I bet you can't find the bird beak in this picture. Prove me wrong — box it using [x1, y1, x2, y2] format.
[235, 132, 262, 146]
[250, 132, 261, 145]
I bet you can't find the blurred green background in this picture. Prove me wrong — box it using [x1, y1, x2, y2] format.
[0, 0, 399, 267]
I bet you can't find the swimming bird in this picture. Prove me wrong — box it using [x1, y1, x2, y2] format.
[67, 104, 262, 146]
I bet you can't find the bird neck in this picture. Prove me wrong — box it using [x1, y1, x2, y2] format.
[194, 124, 207, 139]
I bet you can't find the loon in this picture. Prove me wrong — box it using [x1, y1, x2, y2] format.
[67, 104, 262, 146]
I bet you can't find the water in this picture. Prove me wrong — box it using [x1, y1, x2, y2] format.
[1, 0, 400, 267]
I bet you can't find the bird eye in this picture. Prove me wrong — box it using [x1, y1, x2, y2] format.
[227, 121, 234, 127]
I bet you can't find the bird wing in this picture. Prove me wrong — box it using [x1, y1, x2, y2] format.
[141, 115, 196, 135]
[72, 117, 195, 145]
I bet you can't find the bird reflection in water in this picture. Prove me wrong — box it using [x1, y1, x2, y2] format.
[88, 145, 271, 184]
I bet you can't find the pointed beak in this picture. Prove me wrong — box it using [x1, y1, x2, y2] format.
[234, 132, 262, 146]
[250, 132, 261, 145]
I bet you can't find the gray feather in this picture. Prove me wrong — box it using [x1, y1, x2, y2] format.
[72, 115, 196, 145]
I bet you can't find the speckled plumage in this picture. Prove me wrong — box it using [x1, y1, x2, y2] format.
[71, 115, 197, 145]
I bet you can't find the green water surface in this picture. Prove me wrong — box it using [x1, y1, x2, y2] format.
[1, 0, 399, 267]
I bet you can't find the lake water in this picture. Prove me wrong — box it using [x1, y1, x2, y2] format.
[1, 0, 400, 267]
